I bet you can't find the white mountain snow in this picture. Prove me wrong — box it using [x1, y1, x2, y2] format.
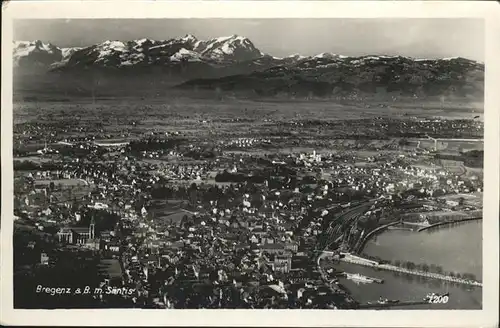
[13, 35, 480, 72]
[169, 48, 202, 62]
[61, 47, 83, 61]
[13, 40, 62, 67]
[286, 54, 307, 61]
[193, 35, 264, 61]
[14, 40, 59, 56]
[312, 52, 349, 60]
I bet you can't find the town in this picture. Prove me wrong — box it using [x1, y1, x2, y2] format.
[13, 104, 484, 309]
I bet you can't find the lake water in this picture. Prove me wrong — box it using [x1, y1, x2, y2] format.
[336, 221, 482, 309]
[365, 220, 482, 278]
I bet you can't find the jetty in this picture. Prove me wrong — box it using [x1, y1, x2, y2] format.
[339, 253, 482, 287]
[417, 217, 482, 232]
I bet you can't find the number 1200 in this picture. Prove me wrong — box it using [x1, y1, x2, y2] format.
[429, 295, 449, 304]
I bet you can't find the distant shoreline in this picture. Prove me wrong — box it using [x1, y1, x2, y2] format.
[12, 94, 485, 108]
[417, 217, 482, 232]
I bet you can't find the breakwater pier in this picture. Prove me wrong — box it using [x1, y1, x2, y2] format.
[339, 253, 482, 287]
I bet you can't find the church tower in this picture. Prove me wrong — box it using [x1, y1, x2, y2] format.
[89, 216, 95, 240]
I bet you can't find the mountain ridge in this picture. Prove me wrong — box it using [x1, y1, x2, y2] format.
[13, 36, 484, 70]
[176, 55, 483, 100]
[12, 35, 484, 101]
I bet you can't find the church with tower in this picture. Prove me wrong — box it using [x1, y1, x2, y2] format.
[57, 216, 97, 248]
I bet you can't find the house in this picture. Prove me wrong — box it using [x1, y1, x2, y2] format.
[145, 254, 160, 266]
[263, 237, 275, 244]
[100, 230, 112, 242]
[259, 285, 285, 299]
[258, 243, 288, 254]
[237, 218, 249, 228]
[273, 253, 292, 273]
[251, 227, 267, 237]
[234, 243, 251, 251]
[89, 202, 109, 210]
[284, 242, 299, 253]
[106, 241, 120, 253]
[40, 252, 50, 265]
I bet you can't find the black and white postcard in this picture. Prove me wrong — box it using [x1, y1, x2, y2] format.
[1, 1, 499, 327]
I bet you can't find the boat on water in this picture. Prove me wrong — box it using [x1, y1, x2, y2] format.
[345, 273, 374, 283]
[345, 273, 383, 284]
[377, 297, 400, 305]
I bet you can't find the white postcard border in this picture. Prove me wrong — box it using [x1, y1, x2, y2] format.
[1, 1, 499, 327]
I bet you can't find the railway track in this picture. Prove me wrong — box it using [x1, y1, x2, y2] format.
[316, 201, 374, 251]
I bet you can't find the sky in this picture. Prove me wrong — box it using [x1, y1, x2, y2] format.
[13, 18, 484, 61]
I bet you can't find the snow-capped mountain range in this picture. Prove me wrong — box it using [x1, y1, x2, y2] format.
[13, 34, 484, 100]
[13, 35, 272, 70]
[16, 34, 471, 70]
[13, 34, 483, 72]
[14, 40, 84, 67]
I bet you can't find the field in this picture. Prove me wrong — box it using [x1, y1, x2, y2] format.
[14, 96, 483, 125]
[34, 179, 88, 187]
[149, 199, 191, 227]
[160, 211, 191, 227]
[464, 167, 484, 176]
[12, 97, 484, 174]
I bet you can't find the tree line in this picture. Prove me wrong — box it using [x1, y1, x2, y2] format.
[361, 254, 478, 281]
